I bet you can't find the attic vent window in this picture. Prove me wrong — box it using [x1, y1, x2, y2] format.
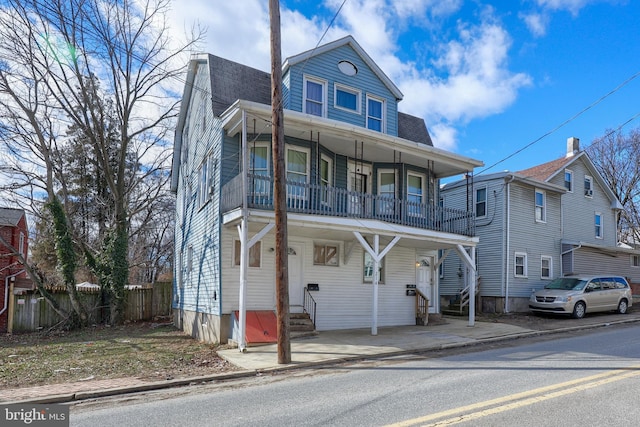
[338, 60, 357, 76]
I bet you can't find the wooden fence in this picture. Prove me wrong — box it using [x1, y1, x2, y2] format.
[11, 282, 173, 332]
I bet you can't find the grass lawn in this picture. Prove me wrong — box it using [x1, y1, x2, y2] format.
[0, 322, 237, 388]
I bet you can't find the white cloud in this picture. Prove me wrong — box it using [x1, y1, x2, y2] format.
[535, 0, 602, 15]
[166, 1, 530, 152]
[520, 12, 549, 37]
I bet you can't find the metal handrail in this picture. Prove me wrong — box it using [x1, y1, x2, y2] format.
[303, 287, 317, 328]
[221, 173, 476, 236]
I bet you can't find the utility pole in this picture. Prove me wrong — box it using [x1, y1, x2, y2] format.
[269, 0, 291, 364]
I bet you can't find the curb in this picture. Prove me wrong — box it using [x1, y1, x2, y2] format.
[6, 316, 640, 405]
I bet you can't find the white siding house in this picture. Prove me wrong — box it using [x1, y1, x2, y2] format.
[442, 137, 639, 313]
[171, 36, 484, 345]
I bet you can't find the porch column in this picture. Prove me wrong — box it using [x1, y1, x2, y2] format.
[456, 244, 477, 327]
[238, 110, 249, 352]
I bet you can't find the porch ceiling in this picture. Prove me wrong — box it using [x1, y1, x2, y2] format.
[222, 100, 483, 179]
[223, 209, 478, 251]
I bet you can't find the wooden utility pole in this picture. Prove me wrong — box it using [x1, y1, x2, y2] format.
[269, 0, 291, 364]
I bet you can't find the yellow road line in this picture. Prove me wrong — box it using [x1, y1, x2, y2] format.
[387, 365, 640, 427]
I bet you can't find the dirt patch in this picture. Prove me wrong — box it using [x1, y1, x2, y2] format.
[0, 322, 239, 389]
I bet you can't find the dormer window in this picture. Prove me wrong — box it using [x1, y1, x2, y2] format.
[366, 95, 384, 132]
[303, 76, 327, 117]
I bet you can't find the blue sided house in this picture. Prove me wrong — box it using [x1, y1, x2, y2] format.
[170, 36, 484, 345]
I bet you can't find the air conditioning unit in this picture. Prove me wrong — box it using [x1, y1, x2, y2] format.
[585, 189, 593, 197]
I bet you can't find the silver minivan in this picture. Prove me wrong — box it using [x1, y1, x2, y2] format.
[529, 275, 632, 319]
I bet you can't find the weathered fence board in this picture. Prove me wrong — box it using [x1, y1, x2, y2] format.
[11, 282, 172, 332]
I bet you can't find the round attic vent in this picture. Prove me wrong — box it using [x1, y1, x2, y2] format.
[338, 60, 357, 76]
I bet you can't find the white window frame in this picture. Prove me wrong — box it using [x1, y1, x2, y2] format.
[584, 175, 593, 198]
[303, 75, 327, 117]
[366, 95, 385, 132]
[250, 143, 271, 196]
[377, 169, 396, 215]
[541, 255, 552, 279]
[363, 251, 384, 284]
[187, 245, 193, 274]
[198, 158, 209, 208]
[475, 186, 487, 219]
[18, 232, 25, 257]
[595, 212, 603, 239]
[564, 169, 573, 192]
[407, 171, 426, 217]
[320, 154, 333, 207]
[631, 254, 640, 268]
[535, 189, 546, 223]
[514, 252, 528, 278]
[334, 83, 361, 114]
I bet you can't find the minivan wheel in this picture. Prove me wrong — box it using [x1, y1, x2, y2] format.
[572, 301, 586, 319]
[618, 299, 628, 315]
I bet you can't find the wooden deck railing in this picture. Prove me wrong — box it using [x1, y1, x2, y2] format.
[415, 288, 429, 326]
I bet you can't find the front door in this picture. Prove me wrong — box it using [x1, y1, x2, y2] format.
[288, 243, 304, 313]
[416, 255, 436, 313]
[348, 162, 371, 216]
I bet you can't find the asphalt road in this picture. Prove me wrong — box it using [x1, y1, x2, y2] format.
[69, 323, 640, 427]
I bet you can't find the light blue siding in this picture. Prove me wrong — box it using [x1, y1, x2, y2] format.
[285, 44, 398, 136]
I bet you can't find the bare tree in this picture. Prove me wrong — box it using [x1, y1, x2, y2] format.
[0, 0, 201, 325]
[587, 128, 640, 245]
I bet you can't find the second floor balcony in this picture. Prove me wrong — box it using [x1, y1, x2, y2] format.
[221, 173, 475, 237]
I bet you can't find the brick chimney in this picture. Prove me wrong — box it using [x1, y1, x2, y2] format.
[566, 137, 580, 157]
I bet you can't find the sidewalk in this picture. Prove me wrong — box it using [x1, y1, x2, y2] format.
[2, 313, 639, 405]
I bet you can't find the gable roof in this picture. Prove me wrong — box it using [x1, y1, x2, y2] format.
[0, 207, 25, 227]
[517, 151, 623, 210]
[283, 35, 403, 100]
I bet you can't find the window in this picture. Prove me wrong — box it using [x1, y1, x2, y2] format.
[303, 76, 326, 117]
[378, 170, 396, 215]
[535, 189, 546, 222]
[475, 187, 487, 218]
[438, 249, 445, 278]
[366, 95, 384, 132]
[515, 252, 527, 277]
[250, 144, 270, 195]
[187, 245, 193, 273]
[335, 84, 360, 113]
[632, 255, 640, 268]
[234, 240, 262, 268]
[363, 252, 384, 283]
[286, 147, 309, 202]
[314, 243, 339, 266]
[320, 154, 332, 206]
[564, 170, 573, 192]
[595, 213, 602, 239]
[407, 173, 425, 216]
[541, 256, 552, 279]
[198, 159, 208, 207]
[584, 175, 593, 197]
[18, 232, 25, 257]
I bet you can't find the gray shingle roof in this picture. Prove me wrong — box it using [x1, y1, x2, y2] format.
[0, 207, 25, 227]
[209, 55, 271, 116]
[207, 55, 432, 145]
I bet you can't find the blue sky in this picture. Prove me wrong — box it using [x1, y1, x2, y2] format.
[170, 0, 640, 176]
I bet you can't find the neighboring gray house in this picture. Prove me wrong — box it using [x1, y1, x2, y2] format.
[170, 36, 484, 346]
[441, 137, 639, 313]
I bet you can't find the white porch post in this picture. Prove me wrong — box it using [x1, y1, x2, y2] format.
[456, 244, 477, 327]
[353, 232, 401, 336]
[238, 110, 249, 352]
[372, 235, 379, 335]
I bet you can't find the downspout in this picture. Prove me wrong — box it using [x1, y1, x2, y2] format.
[505, 176, 516, 313]
[1, 269, 24, 316]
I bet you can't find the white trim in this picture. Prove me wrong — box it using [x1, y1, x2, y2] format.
[535, 188, 546, 223]
[584, 175, 593, 198]
[407, 171, 426, 217]
[475, 185, 488, 219]
[366, 94, 385, 132]
[541, 255, 553, 279]
[303, 75, 327, 117]
[595, 212, 603, 239]
[334, 83, 361, 114]
[564, 169, 573, 192]
[514, 251, 527, 278]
